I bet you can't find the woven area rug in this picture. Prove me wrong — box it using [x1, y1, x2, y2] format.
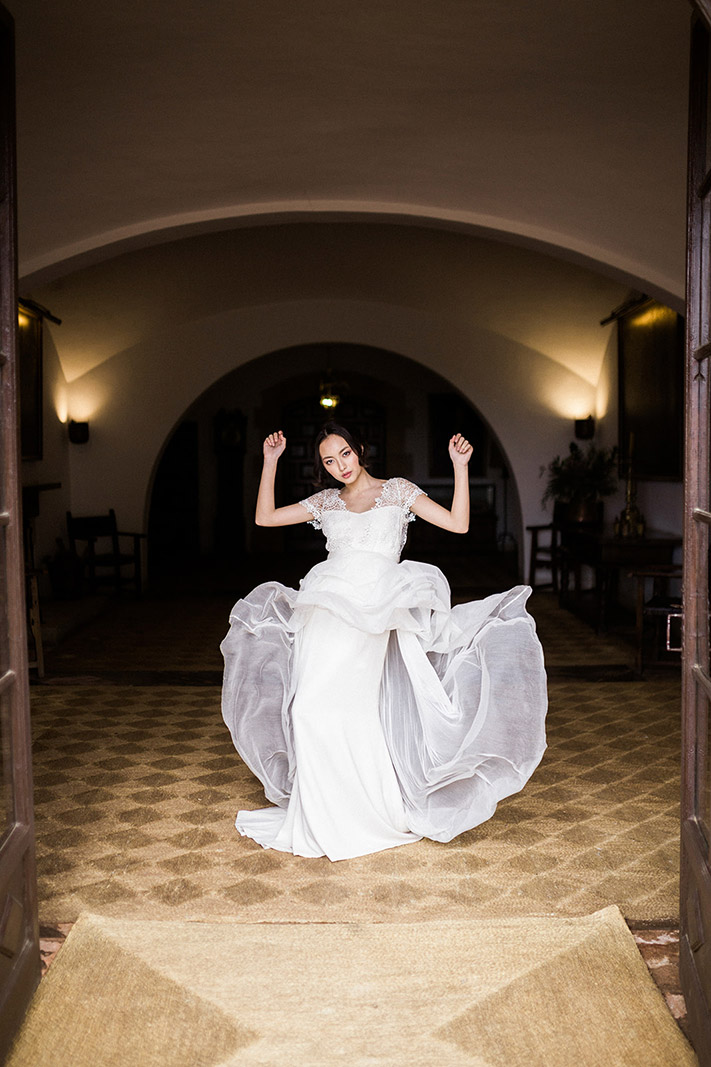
[9, 906, 696, 1067]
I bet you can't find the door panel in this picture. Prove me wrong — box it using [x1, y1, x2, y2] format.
[0, 4, 41, 1058]
[683, 8, 711, 1064]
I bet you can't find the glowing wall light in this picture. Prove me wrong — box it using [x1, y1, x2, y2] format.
[539, 378, 596, 421]
[67, 379, 106, 422]
[595, 379, 609, 421]
[54, 383, 68, 424]
[627, 305, 665, 329]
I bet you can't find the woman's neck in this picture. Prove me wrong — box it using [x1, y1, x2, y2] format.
[340, 470, 384, 499]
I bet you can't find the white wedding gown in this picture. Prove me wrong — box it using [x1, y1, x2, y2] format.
[221, 478, 548, 861]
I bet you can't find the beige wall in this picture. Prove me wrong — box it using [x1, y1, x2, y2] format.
[34, 298, 597, 575]
[24, 222, 683, 579]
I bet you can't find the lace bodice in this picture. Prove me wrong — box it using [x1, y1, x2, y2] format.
[300, 477, 425, 559]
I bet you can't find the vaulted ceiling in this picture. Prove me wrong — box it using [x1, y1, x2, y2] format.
[10, 0, 690, 300]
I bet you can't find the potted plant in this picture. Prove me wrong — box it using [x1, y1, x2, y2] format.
[541, 441, 619, 523]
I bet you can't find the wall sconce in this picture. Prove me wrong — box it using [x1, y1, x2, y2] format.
[574, 415, 595, 440]
[68, 420, 89, 444]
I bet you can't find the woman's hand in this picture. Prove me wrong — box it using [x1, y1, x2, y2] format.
[449, 433, 473, 467]
[263, 431, 287, 463]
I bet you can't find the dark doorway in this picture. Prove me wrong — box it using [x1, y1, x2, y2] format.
[148, 421, 200, 575]
[146, 343, 521, 596]
[213, 408, 247, 557]
[282, 393, 386, 552]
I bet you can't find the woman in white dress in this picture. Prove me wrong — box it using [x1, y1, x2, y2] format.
[221, 423, 547, 861]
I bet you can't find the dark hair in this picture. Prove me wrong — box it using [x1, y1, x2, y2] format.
[312, 421, 369, 488]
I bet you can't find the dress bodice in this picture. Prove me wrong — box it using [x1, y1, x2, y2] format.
[300, 477, 424, 560]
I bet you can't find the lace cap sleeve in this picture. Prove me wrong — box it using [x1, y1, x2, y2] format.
[392, 477, 426, 514]
[298, 489, 338, 530]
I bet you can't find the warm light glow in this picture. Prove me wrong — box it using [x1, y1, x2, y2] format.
[18, 311, 30, 327]
[540, 379, 595, 420]
[319, 368, 343, 411]
[54, 383, 68, 424]
[595, 380, 609, 421]
[319, 374, 340, 409]
[628, 305, 669, 329]
[67, 379, 106, 421]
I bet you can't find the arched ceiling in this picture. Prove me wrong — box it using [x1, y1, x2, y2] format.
[33, 224, 629, 388]
[10, 0, 690, 297]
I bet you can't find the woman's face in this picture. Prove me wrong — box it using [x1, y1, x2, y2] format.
[319, 434, 361, 485]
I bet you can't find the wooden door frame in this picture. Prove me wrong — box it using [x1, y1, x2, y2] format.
[0, 3, 41, 1057]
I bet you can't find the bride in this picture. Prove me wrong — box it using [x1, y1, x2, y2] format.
[221, 422, 547, 861]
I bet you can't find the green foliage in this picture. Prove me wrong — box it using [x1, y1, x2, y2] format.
[541, 441, 619, 507]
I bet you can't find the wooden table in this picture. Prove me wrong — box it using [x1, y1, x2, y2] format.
[558, 525, 682, 631]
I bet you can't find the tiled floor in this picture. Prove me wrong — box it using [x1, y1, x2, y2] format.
[29, 676, 681, 924]
[33, 564, 689, 1041]
[631, 925, 687, 1036]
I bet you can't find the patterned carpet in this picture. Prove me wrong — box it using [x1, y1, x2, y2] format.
[32, 587, 681, 925]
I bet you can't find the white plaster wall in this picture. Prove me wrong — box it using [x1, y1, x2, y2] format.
[33, 224, 628, 388]
[61, 298, 596, 577]
[30, 223, 662, 582]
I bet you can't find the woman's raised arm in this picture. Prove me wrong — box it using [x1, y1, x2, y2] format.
[410, 433, 472, 533]
[255, 431, 315, 527]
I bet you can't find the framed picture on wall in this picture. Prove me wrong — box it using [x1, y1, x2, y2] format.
[18, 303, 43, 461]
[617, 300, 683, 481]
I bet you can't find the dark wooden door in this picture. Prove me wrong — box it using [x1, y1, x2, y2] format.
[682, 7, 711, 1063]
[0, 5, 41, 1057]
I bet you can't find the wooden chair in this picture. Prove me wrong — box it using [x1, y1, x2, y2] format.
[630, 566, 683, 676]
[25, 569, 44, 677]
[66, 510, 144, 596]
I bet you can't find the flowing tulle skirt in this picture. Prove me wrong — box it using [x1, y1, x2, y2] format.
[220, 550, 547, 860]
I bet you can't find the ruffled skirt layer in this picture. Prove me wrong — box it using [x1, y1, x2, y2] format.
[220, 550, 547, 859]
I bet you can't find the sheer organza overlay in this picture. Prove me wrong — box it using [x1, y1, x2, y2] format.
[221, 478, 548, 859]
